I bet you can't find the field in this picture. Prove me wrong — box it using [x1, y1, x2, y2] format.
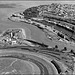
[0, 1, 75, 50]
[0, 1, 75, 75]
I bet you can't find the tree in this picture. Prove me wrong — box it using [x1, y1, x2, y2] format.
[61, 47, 67, 52]
[55, 45, 58, 49]
[52, 45, 58, 51]
[70, 49, 75, 55]
[64, 47, 67, 51]
[70, 49, 74, 53]
[71, 26, 74, 38]
[72, 26, 74, 31]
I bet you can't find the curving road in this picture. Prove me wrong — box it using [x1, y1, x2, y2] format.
[0, 50, 58, 75]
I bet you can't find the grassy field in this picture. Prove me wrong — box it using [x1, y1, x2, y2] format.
[0, 1, 75, 51]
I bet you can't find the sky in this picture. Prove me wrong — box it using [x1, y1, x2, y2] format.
[0, 0, 75, 1]
[0, 1, 75, 4]
[0, 0, 75, 4]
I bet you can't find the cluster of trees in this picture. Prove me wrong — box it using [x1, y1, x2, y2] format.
[23, 7, 39, 18]
[53, 45, 75, 55]
[53, 45, 67, 52]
